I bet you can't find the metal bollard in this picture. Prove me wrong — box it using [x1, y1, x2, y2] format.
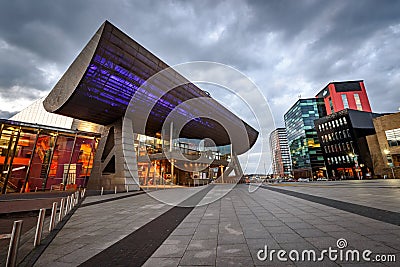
[114, 186, 117, 194]
[101, 187, 104, 196]
[81, 188, 86, 198]
[59, 198, 65, 222]
[49, 202, 57, 231]
[34, 208, 46, 247]
[35, 187, 37, 192]
[70, 194, 74, 209]
[6, 220, 23, 267]
[126, 185, 129, 193]
[65, 196, 70, 214]
[75, 191, 79, 205]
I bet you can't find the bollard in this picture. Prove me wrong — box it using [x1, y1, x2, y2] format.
[59, 198, 65, 222]
[65, 196, 70, 214]
[126, 185, 128, 193]
[70, 194, 75, 209]
[81, 188, 86, 198]
[49, 202, 57, 231]
[6, 220, 23, 267]
[75, 191, 79, 205]
[101, 187, 104, 196]
[34, 209, 46, 247]
[35, 187, 37, 192]
[114, 186, 117, 194]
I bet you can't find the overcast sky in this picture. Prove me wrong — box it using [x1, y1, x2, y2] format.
[1, 0, 400, 173]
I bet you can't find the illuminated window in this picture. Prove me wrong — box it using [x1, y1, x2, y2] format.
[354, 94, 363, 110]
[341, 94, 349, 108]
[385, 128, 400, 147]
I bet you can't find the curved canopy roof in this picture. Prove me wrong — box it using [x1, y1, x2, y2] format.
[44, 21, 258, 154]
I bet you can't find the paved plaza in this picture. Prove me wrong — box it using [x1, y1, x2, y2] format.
[3, 180, 400, 266]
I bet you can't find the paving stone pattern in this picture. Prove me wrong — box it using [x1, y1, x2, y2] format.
[145, 185, 400, 267]
[32, 183, 400, 267]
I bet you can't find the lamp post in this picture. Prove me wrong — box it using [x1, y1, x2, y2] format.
[384, 149, 395, 179]
[348, 152, 359, 179]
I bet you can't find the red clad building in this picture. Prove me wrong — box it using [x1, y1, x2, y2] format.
[316, 80, 372, 115]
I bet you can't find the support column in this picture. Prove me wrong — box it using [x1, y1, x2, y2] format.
[87, 118, 140, 191]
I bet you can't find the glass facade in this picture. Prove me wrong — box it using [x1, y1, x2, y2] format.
[385, 128, 400, 147]
[341, 94, 349, 109]
[0, 120, 99, 193]
[284, 98, 326, 178]
[135, 133, 231, 186]
[269, 128, 292, 177]
[354, 93, 363, 111]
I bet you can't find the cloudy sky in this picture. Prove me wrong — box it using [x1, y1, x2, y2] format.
[1, 0, 400, 172]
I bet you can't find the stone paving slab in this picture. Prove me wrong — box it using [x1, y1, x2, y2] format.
[34, 193, 171, 266]
[145, 185, 400, 267]
[270, 180, 400, 212]
[26, 183, 400, 266]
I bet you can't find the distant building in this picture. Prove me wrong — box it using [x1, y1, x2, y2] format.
[366, 112, 400, 178]
[284, 98, 327, 179]
[315, 109, 383, 179]
[316, 80, 372, 115]
[269, 128, 292, 177]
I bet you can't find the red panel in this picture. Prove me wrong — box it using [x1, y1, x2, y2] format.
[359, 81, 372, 112]
[329, 81, 372, 113]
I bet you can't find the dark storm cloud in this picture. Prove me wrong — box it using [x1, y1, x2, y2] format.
[0, 0, 399, 125]
[0, 110, 17, 119]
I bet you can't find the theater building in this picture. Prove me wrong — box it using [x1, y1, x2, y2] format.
[0, 119, 100, 193]
[0, 21, 258, 194]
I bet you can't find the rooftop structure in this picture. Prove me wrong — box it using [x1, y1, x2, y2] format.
[316, 80, 372, 115]
[43, 21, 258, 190]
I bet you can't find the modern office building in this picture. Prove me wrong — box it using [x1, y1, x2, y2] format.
[39, 20, 258, 192]
[284, 98, 326, 178]
[269, 128, 292, 177]
[0, 119, 100, 193]
[366, 112, 400, 178]
[316, 80, 372, 115]
[315, 109, 383, 179]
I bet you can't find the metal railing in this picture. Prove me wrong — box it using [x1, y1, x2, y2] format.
[2, 189, 86, 266]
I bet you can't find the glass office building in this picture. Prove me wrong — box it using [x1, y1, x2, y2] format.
[284, 98, 326, 178]
[0, 119, 100, 193]
[269, 128, 292, 177]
